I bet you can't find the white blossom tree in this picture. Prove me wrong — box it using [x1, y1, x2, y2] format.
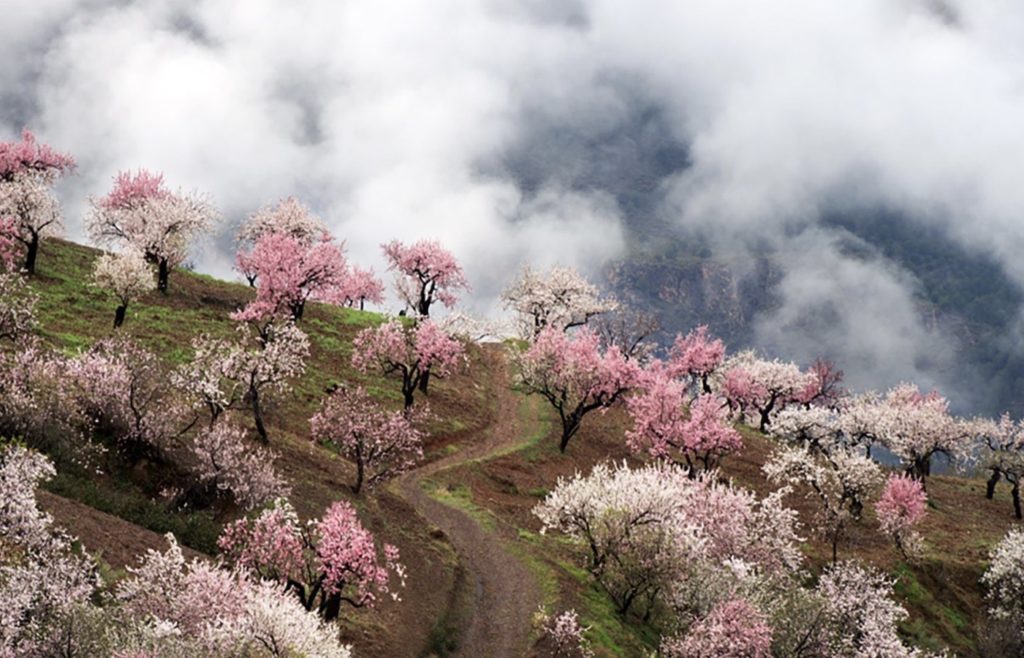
[92, 249, 156, 328]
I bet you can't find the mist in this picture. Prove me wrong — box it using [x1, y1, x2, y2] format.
[4, 0, 1024, 410]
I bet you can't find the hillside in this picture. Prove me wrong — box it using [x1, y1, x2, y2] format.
[8, 238, 1023, 657]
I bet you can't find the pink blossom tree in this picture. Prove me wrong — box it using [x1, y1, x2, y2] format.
[875, 473, 927, 558]
[795, 358, 846, 408]
[330, 264, 385, 311]
[626, 366, 741, 476]
[352, 319, 465, 408]
[117, 533, 352, 657]
[662, 598, 773, 658]
[310, 385, 424, 493]
[233, 232, 349, 321]
[501, 264, 617, 338]
[218, 498, 405, 621]
[91, 249, 156, 328]
[67, 336, 188, 462]
[667, 325, 725, 395]
[719, 352, 813, 432]
[236, 197, 330, 284]
[383, 239, 469, 317]
[0, 130, 74, 274]
[87, 169, 218, 293]
[517, 327, 638, 452]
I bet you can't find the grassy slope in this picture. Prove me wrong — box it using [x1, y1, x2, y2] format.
[22, 238, 1021, 657]
[427, 404, 1020, 657]
[25, 238, 497, 656]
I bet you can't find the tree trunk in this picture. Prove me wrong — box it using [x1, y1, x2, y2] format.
[24, 233, 39, 275]
[353, 459, 364, 495]
[292, 300, 305, 321]
[157, 258, 169, 293]
[559, 415, 582, 453]
[402, 382, 416, 409]
[251, 388, 268, 443]
[418, 366, 431, 393]
[987, 469, 1002, 500]
[320, 593, 342, 621]
[1014, 484, 1022, 521]
[113, 305, 127, 328]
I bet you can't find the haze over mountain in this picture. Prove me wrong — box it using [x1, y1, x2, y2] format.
[4, 0, 1024, 414]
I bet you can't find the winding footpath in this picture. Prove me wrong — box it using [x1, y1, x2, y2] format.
[395, 349, 542, 657]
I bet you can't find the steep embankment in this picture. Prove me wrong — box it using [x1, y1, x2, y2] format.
[17, 238, 1024, 657]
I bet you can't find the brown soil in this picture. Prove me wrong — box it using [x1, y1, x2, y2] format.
[392, 346, 543, 658]
[38, 490, 206, 569]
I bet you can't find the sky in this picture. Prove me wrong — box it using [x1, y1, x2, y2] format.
[4, 0, 1024, 405]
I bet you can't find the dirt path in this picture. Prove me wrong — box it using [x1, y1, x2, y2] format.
[395, 347, 542, 658]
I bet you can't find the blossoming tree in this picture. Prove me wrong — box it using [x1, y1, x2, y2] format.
[91, 249, 155, 328]
[351, 319, 465, 407]
[501, 264, 617, 338]
[517, 327, 637, 452]
[383, 239, 469, 317]
[87, 169, 218, 293]
[310, 385, 424, 493]
[218, 498, 405, 621]
[0, 130, 74, 274]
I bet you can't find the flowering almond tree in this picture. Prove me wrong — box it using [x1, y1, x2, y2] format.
[330, 264, 385, 310]
[118, 534, 352, 657]
[662, 598, 772, 658]
[87, 169, 218, 293]
[667, 325, 725, 396]
[982, 528, 1024, 642]
[517, 327, 638, 452]
[352, 319, 465, 408]
[91, 249, 155, 328]
[187, 422, 289, 510]
[814, 561, 922, 657]
[976, 414, 1024, 518]
[237, 197, 329, 276]
[234, 232, 349, 321]
[0, 130, 74, 274]
[67, 336, 187, 462]
[626, 365, 741, 476]
[227, 322, 309, 443]
[874, 384, 973, 483]
[310, 385, 424, 493]
[764, 445, 883, 562]
[0, 446, 97, 656]
[720, 352, 813, 431]
[0, 218, 22, 270]
[218, 498, 405, 621]
[875, 473, 927, 558]
[501, 264, 617, 338]
[383, 239, 469, 317]
[0, 271, 38, 343]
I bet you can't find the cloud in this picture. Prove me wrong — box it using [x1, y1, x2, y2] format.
[4, 0, 1024, 405]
